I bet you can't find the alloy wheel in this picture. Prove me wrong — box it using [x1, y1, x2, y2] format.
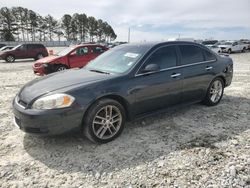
[57, 66, 66, 71]
[37, 54, 44, 59]
[92, 105, 122, 140]
[210, 80, 223, 103]
[7, 56, 14, 62]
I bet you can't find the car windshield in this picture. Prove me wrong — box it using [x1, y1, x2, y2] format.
[85, 44, 150, 74]
[57, 47, 75, 56]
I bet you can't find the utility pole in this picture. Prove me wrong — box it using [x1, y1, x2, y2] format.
[128, 27, 130, 43]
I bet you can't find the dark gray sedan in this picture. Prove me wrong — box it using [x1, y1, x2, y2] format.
[13, 41, 233, 143]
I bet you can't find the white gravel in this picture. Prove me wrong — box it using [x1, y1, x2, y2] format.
[0, 52, 249, 188]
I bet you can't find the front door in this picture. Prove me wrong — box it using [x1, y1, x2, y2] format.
[68, 47, 92, 68]
[15, 44, 27, 59]
[131, 45, 183, 115]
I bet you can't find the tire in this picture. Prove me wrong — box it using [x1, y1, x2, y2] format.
[55, 65, 67, 72]
[203, 77, 224, 106]
[83, 99, 126, 143]
[242, 48, 246, 53]
[5, 55, 15, 62]
[227, 49, 232, 54]
[35, 53, 44, 60]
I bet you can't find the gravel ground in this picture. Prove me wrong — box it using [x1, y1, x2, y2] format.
[0, 52, 249, 188]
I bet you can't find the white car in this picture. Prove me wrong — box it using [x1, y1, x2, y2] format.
[218, 41, 248, 54]
[205, 44, 221, 53]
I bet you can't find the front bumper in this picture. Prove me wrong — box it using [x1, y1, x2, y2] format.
[12, 98, 84, 135]
[33, 64, 54, 76]
[33, 65, 46, 76]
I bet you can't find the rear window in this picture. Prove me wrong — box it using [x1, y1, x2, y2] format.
[179, 45, 204, 65]
[92, 46, 106, 54]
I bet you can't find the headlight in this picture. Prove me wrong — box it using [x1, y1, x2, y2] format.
[32, 94, 75, 110]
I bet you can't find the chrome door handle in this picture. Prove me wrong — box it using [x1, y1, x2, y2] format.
[206, 66, 213, 70]
[171, 73, 181, 78]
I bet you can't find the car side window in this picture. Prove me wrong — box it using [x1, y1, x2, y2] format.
[75, 47, 88, 56]
[139, 46, 177, 72]
[92, 46, 105, 54]
[203, 49, 216, 61]
[27, 44, 34, 50]
[179, 45, 204, 65]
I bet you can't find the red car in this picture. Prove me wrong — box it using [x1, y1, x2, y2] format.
[33, 44, 108, 75]
[0, 43, 48, 62]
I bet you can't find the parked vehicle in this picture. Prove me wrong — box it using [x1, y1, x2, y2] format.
[241, 40, 250, 50]
[33, 44, 108, 75]
[0, 43, 6, 48]
[205, 44, 221, 53]
[0, 43, 48, 62]
[13, 41, 233, 143]
[0, 46, 14, 51]
[218, 41, 248, 53]
[202, 40, 218, 45]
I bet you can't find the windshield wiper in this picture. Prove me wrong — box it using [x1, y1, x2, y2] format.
[89, 69, 110, 74]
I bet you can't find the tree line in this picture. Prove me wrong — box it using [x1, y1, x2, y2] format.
[0, 7, 117, 43]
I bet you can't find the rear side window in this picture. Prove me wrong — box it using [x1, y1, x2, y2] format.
[92, 46, 106, 54]
[142, 46, 177, 70]
[179, 45, 204, 65]
[27, 44, 44, 49]
[203, 50, 216, 61]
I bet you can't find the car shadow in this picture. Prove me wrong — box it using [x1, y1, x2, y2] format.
[23, 94, 250, 174]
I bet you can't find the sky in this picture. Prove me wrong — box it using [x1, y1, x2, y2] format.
[1, 0, 250, 42]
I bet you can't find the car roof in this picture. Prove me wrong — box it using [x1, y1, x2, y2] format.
[120, 41, 202, 49]
[75, 44, 106, 48]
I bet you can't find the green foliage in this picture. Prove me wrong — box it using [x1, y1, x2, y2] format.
[0, 6, 116, 42]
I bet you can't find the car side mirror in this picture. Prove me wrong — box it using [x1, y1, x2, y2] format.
[142, 64, 160, 73]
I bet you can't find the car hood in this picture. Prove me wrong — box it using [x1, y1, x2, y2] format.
[18, 69, 113, 103]
[36, 55, 61, 63]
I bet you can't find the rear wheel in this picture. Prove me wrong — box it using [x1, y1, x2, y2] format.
[242, 47, 246, 53]
[227, 49, 232, 54]
[5, 55, 15, 62]
[203, 78, 224, 106]
[83, 99, 126, 143]
[35, 53, 44, 60]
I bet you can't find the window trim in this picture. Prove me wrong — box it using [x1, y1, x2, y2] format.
[135, 44, 217, 77]
[135, 59, 216, 77]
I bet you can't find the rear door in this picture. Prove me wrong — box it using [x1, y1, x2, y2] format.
[178, 44, 216, 103]
[27, 44, 37, 58]
[132, 45, 183, 115]
[68, 46, 92, 68]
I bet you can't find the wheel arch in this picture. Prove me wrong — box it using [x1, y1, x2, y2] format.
[84, 94, 131, 121]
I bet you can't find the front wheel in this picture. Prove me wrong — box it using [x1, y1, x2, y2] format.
[227, 49, 232, 54]
[203, 78, 224, 106]
[55, 65, 67, 72]
[83, 99, 126, 143]
[5, 55, 15, 62]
